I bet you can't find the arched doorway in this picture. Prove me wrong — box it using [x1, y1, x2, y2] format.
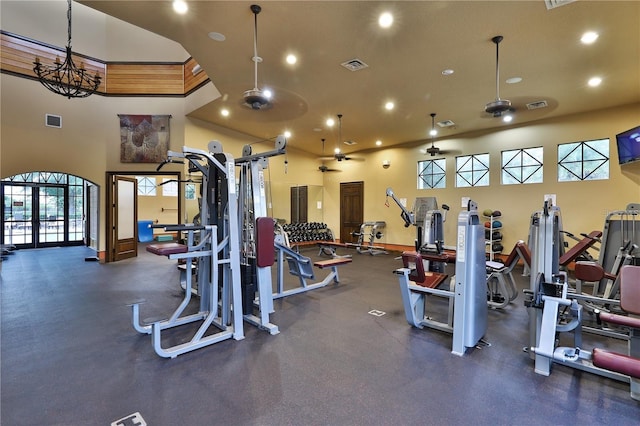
[1, 172, 98, 251]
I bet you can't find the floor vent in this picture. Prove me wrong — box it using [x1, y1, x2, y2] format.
[45, 114, 62, 128]
[526, 100, 549, 110]
[341, 58, 369, 71]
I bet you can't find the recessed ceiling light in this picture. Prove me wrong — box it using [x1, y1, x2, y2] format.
[378, 12, 393, 28]
[286, 54, 297, 65]
[588, 76, 602, 87]
[385, 101, 395, 111]
[506, 77, 522, 84]
[502, 114, 513, 123]
[263, 89, 273, 99]
[326, 118, 335, 127]
[334, 147, 341, 154]
[284, 131, 292, 138]
[581, 31, 599, 44]
[173, 0, 188, 14]
[442, 69, 454, 76]
[220, 108, 229, 117]
[376, 140, 382, 146]
[208, 32, 226, 42]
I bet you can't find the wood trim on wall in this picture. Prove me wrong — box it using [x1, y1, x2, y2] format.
[0, 31, 210, 97]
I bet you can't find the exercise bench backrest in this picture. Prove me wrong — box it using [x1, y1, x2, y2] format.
[402, 251, 426, 283]
[516, 242, 532, 269]
[559, 230, 602, 266]
[501, 240, 528, 269]
[401, 251, 448, 289]
[619, 265, 640, 315]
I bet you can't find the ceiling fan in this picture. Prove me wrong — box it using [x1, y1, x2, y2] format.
[484, 35, 513, 117]
[242, 4, 272, 110]
[319, 114, 364, 162]
[423, 113, 450, 156]
[318, 139, 340, 172]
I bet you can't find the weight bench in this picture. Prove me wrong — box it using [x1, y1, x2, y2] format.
[395, 251, 454, 332]
[317, 241, 352, 259]
[486, 241, 530, 309]
[592, 265, 640, 400]
[559, 230, 602, 266]
[275, 242, 352, 299]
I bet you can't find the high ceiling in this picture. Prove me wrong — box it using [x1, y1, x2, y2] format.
[79, 1, 640, 157]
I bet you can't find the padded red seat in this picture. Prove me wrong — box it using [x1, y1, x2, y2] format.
[593, 348, 640, 379]
[575, 261, 616, 282]
[559, 231, 602, 266]
[146, 242, 188, 256]
[592, 265, 640, 380]
[314, 258, 352, 269]
[401, 251, 449, 289]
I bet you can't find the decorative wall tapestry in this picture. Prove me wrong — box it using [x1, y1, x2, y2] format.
[119, 114, 171, 163]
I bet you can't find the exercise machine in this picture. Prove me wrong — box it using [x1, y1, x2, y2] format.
[395, 200, 487, 356]
[349, 221, 387, 255]
[386, 188, 450, 272]
[234, 137, 288, 335]
[525, 200, 640, 400]
[273, 228, 352, 299]
[485, 241, 530, 309]
[130, 142, 245, 358]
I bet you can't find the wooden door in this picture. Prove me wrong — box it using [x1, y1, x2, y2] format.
[340, 181, 363, 244]
[107, 175, 138, 261]
[290, 185, 308, 223]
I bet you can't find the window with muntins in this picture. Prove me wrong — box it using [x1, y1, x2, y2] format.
[417, 158, 446, 189]
[502, 147, 543, 184]
[136, 176, 156, 196]
[558, 138, 609, 182]
[456, 154, 489, 187]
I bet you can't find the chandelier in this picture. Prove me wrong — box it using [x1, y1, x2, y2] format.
[33, 0, 101, 99]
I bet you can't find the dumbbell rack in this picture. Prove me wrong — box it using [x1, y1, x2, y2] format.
[282, 222, 334, 244]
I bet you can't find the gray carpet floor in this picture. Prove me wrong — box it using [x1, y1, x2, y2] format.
[1, 245, 638, 425]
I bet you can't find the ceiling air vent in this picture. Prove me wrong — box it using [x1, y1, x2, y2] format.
[343, 140, 357, 146]
[341, 58, 369, 71]
[437, 120, 456, 128]
[526, 100, 549, 110]
[545, 0, 576, 10]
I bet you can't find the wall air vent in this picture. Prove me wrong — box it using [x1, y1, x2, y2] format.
[437, 120, 456, 128]
[340, 58, 369, 71]
[545, 0, 576, 10]
[45, 114, 62, 128]
[526, 100, 549, 110]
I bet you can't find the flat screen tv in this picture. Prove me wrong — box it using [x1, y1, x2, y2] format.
[616, 125, 640, 165]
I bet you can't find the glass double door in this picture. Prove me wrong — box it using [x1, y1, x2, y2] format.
[3, 184, 69, 248]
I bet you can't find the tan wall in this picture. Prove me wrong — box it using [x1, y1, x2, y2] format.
[323, 103, 640, 252]
[2, 0, 638, 257]
[182, 117, 325, 225]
